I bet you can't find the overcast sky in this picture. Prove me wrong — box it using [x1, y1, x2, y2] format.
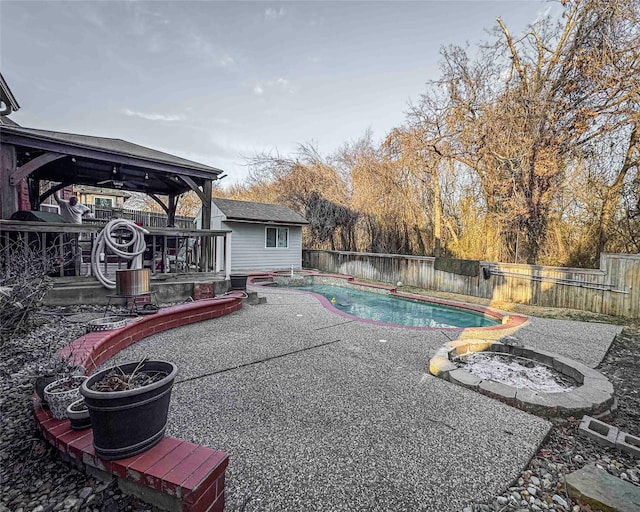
[1, 0, 559, 187]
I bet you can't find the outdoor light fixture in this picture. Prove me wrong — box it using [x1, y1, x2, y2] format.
[112, 180, 124, 188]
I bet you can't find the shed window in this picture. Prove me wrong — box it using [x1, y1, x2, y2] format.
[266, 227, 288, 248]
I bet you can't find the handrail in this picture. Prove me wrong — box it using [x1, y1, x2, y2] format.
[0, 220, 230, 237]
[1, 220, 231, 278]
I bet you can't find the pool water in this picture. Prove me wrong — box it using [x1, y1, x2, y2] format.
[292, 283, 499, 328]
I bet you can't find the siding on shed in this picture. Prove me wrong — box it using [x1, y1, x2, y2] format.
[210, 203, 225, 230]
[225, 221, 303, 272]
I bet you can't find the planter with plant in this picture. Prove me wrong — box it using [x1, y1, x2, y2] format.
[81, 359, 178, 460]
[66, 398, 91, 430]
[43, 375, 87, 419]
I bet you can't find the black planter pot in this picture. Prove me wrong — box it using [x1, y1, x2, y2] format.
[80, 360, 178, 461]
[230, 274, 248, 291]
[66, 398, 91, 430]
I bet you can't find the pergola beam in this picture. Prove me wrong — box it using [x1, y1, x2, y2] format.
[10, 152, 65, 185]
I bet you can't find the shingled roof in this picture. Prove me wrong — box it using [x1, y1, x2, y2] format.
[212, 198, 308, 225]
[2, 124, 222, 174]
[1, 123, 224, 197]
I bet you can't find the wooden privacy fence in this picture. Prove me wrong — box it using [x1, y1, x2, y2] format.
[302, 250, 640, 319]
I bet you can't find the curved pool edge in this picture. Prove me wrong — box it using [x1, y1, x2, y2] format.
[247, 270, 529, 333]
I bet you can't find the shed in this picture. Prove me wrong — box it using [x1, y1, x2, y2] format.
[198, 198, 308, 272]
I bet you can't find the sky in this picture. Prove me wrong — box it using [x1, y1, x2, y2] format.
[0, 0, 560, 187]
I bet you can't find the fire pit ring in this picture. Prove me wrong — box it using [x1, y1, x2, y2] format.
[429, 339, 615, 418]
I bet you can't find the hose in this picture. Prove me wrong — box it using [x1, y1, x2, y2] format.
[91, 219, 149, 289]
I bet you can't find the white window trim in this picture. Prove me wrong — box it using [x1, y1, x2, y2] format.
[265, 226, 289, 249]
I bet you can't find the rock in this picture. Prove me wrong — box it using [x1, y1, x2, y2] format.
[530, 475, 541, 487]
[552, 494, 568, 508]
[63, 497, 80, 509]
[78, 487, 92, 500]
[528, 486, 537, 496]
[497, 496, 508, 505]
[566, 463, 640, 512]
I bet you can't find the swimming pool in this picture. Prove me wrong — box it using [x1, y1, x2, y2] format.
[290, 282, 500, 329]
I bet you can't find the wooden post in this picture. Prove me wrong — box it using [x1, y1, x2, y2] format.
[167, 194, 176, 227]
[200, 180, 212, 270]
[0, 144, 17, 219]
[224, 232, 232, 280]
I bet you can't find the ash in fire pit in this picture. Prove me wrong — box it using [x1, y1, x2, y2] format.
[460, 353, 578, 393]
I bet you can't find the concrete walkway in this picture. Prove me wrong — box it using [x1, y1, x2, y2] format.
[112, 286, 622, 512]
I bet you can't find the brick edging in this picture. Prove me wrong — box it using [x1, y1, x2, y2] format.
[59, 295, 243, 373]
[33, 294, 244, 512]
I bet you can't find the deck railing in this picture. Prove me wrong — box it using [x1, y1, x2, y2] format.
[0, 220, 231, 282]
[40, 204, 196, 229]
[91, 207, 195, 229]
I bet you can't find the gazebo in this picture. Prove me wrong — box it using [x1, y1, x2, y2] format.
[0, 73, 232, 301]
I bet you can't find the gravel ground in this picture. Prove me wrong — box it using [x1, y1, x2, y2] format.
[0, 305, 638, 512]
[0, 306, 159, 512]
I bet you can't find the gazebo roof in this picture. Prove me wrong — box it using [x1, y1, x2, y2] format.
[1, 124, 223, 196]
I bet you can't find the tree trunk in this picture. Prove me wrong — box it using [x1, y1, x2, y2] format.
[596, 124, 638, 260]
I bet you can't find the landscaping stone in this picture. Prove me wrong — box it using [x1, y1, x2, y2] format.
[478, 379, 516, 403]
[565, 463, 640, 512]
[448, 368, 482, 390]
[428, 356, 458, 378]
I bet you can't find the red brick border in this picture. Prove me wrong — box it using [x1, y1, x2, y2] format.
[33, 294, 243, 512]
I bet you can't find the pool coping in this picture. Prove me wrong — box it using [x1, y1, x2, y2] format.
[249, 270, 529, 332]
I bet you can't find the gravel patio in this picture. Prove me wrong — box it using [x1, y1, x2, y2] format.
[109, 285, 623, 512]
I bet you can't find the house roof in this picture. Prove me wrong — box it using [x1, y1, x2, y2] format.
[0, 72, 20, 115]
[212, 198, 308, 226]
[0, 115, 20, 126]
